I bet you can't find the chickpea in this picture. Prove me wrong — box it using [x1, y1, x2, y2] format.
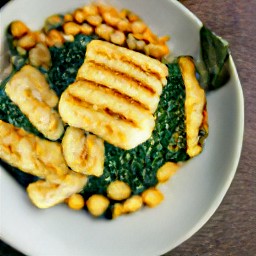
[117, 19, 130, 32]
[135, 28, 157, 43]
[64, 13, 73, 22]
[80, 23, 93, 35]
[126, 34, 137, 50]
[158, 35, 170, 44]
[86, 194, 109, 217]
[86, 15, 102, 26]
[63, 34, 75, 42]
[110, 31, 126, 45]
[123, 195, 143, 213]
[10, 20, 29, 38]
[63, 22, 81, 36]
[46, 29, 64, 47]
[95, 24, 114, 41]
[33, 31, 47, 44]
[144, 43, 169, 59]
[29, 43, 51, 69]
[73, 9, 85, 23]
[119, 9, 129, 19]
[131, 21, 147, 34]
[67, 193, 85, 210]
[136, 40, 146, 51]
[97, 5, 116, 15]
[17, 33, 36, 49]
[157, 162, 179, 183]
[127, 12, 140, 22]
[102, 12, 120, 27]
[142, 188, 164, 208]
[112, 203, 124, 219]
[83, 4, 99, 16]
[107, 180, 131, 201]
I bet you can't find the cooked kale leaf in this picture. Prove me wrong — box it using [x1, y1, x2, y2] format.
[83, 63, 189, 197]
[199, 26, 230, 90]
[48, 34, 98, 96]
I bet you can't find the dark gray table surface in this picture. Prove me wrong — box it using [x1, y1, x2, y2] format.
[1, 0, 255, 255]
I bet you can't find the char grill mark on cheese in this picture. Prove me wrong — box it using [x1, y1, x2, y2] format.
[0, 120, 87, 209]
[59, 40, 168, 149]
[77, 61, 159, 112]
[79, 61, 156, 94]
[62, 127, 105, 177]
[5, 65, 64, 141]
[84, 40, 168, 86]
[66, 80, 153, 128]
[59, 86, 155, 150]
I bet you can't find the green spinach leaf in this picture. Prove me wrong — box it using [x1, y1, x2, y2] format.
[48, 34, 98, 96]
[199, 26, 230, 90]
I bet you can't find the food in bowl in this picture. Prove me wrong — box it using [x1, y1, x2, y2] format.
[1, 2, 230, 219]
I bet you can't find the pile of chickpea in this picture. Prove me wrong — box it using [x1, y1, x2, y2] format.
[9, 2, 170, 71]
[63, 3, 170, 59]
[65, 162, 179, 219]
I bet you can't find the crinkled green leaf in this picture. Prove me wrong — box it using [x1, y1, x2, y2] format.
[199, 26, 230, 90]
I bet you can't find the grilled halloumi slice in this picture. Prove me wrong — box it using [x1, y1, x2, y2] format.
[178, 57, 207, 157]
[0, 120, 87, 208]
[27, 172, 87, 209]
[0, 120, 68, 183]
[5, 65, 64, 140]
[81, 40, 168, 89]
[77, 61, 160, 113]
[77, 40, 168, 112]
[60, 40, 168, 149]
[62, 127, 104, 177]
[59, 80, 155, 150]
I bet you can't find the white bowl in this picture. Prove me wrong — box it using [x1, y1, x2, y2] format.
[0, 0, 244, 255]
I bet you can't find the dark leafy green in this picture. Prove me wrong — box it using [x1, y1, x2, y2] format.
[82, 63, 189, 197]
[199, 26, 230, 90]
[48, 34, 98, 96]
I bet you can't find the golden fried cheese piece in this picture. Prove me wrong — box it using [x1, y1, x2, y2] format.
[77, 40, 168, 112]
[0, 120, 87, 208]
[0, 120, 68, 182]
[62, 126, 104, 177]
[59, 80, 155, 150]
[178, 57, 207, 157]
[59, 40, 168, 149]
[5, 65, 64, 140]
[27, 172, 87, 209]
